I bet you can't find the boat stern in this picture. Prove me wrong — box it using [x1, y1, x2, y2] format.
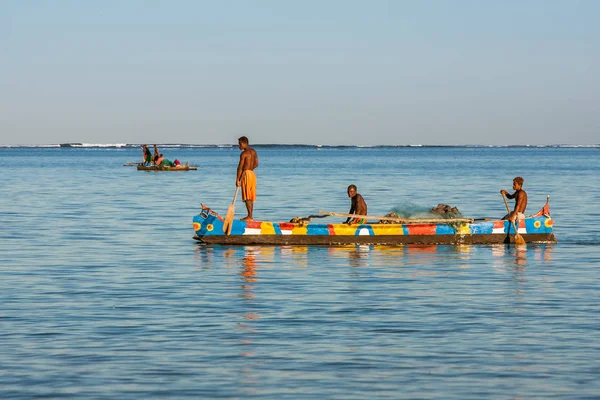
[193, 205, 225, 239]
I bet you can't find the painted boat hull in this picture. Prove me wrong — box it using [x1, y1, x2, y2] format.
[192, 206, 556, 245]
[137, 165, 197, 171]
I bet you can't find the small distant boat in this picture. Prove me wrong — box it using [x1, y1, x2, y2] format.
[192, 199, 556, 245]
[137, 162, 197, 171]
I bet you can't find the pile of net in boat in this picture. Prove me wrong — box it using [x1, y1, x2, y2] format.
[430, 203, 461, 216]
[379, 203, 463, 224]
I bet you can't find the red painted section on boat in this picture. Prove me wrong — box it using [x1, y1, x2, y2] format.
[327, 225, 336, 235]
[494, 221, 504, 229]
[246, 221, 263, 229]
[279, 223, 295, 231]
[406, 224, 436, 235]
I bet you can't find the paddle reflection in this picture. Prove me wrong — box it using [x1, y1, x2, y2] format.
[491, 244, 528, 270]
[491, 244, 553, 270]
[237, 247, 263, 358]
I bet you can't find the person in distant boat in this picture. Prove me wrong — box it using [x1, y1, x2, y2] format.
[236, 136, 259, 221]
[155, 153, 174, 167]
[345, 184, 367, 224]
[153, 145, 160, 165]
[501, 176, 527, 223]
[142, 145, 152, 166]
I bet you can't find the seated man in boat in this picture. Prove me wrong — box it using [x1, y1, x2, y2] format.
[345, 184, 367, 224]
[500, 176, 527, 223]
[155, 154, 174, 167]
[171, 160, 189, 169]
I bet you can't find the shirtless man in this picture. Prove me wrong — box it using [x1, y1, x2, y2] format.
[155, 154, 173, 167]
[153, 145, 160, 165]
[236, 136, 259, 221]
[345, 184, 368, 224]
[500, 176, 528, 223]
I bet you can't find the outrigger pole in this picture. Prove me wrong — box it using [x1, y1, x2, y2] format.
[318, 211, 474, 224]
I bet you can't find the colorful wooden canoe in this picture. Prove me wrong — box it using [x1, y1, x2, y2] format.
[192, 200, 556, 245]
[137, 164, 197, 171]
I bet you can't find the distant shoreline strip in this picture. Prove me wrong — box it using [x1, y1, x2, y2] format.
[1, 143, 599, 149]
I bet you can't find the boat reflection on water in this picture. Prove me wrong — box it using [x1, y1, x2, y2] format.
[491, 243, 554, 269]
[280, 245, 311, 267]
[327, 245, 372, 268]
[194, 243, 554, 278]
[240, 246, 259, 283]
[193, 243, 556, 348]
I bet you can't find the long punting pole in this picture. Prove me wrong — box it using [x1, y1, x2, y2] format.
[317, 211, 474, 224]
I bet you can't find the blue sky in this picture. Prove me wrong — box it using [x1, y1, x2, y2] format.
[1, 0, 599, 145]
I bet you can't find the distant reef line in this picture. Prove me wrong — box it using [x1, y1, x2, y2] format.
[0, 143, 598, 149]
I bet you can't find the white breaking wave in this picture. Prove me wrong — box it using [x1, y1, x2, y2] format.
[74, 143, 128, 148]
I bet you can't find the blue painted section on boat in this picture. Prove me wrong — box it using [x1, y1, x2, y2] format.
[307, 224, 330, 236]
[525, 217, 552, 233]
[230, 222, 246, 235]
[435, 224, 456, 234]
[503, 220, 513, 234]
[470, 222, 494, 234]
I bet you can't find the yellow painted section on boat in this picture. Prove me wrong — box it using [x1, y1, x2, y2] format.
[371, 224, 405, 235]
[457, 224, 471, 235]
[291, 225, 307, 235]
[331, 224, 357, 235]
[261, 222, 276, 235]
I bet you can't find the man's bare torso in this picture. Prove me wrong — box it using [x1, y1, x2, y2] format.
[515, 190, 527, 214]
[240, 148, 258, 172]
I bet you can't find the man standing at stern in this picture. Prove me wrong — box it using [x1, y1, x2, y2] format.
[501, 176, 528, 224]
[236, 136, 259, 221]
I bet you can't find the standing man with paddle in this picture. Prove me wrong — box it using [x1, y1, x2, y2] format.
[141, 145, 152, 166]
[501, 176, 528, 225]
[236, 136, 259, 221]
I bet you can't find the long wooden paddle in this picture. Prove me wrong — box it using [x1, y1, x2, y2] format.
[223, 186, 240, 235]
[502, 194, 526, 245]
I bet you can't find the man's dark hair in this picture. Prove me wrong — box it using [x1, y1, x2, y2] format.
[238, 136, 249, 144]
[514, 176, 524, 185]
[348, 184, 357, 191]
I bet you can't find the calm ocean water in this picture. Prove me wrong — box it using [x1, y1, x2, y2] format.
[1, 145, 599, 399]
